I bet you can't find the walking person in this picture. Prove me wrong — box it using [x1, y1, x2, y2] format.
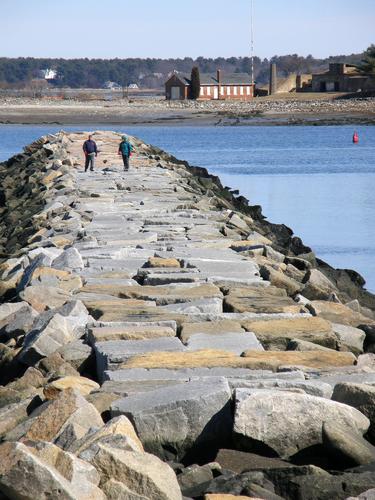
[118, 135, 133, 171]
[83, 134, 98, 172]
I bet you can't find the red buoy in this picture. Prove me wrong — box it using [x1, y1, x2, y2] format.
[353, 131, 359, 144]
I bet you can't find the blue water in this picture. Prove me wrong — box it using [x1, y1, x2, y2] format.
[1, 124, 375, 292]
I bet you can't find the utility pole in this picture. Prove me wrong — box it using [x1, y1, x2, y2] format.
[250, 0, 255, 93]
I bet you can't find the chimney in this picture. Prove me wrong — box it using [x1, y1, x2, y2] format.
[217, 69, 222, 85]
[269, 63, 277, 95]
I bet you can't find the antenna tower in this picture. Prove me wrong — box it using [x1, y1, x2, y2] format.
[251, 0, 254, 86]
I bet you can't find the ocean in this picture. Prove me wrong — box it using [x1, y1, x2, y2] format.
[1, 124, 374, 292]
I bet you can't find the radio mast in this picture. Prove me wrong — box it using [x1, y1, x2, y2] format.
[250, 0, 254, 86]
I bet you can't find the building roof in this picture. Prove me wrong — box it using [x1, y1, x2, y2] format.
[168, 71, 253, 86]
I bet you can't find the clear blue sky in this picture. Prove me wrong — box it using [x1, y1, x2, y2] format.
[1, 0, 374, 59]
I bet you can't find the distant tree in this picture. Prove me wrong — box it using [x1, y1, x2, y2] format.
[357, 44, 375, 75]
[190, 66, 200, 99]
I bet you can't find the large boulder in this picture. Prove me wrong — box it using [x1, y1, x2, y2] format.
[72, 415, 144, 458]
[332, 383, 375, 439]
[233, 389, 370, 459]
[111, 378, 233, 461]
[308, 300, 373, 327]
[302, 269, 338, 300]
[11, 388, 103, 449]
[18, 300, 89, 365]
[88, 443, 182, 500]
[43, 376, 100, 399]
[0, 301, 38, 340]
[322, 421, 375, 466]
[20, 285, 71, 312]
[52, 247, 84, 270]
[0, 441, 105, 499]
[331, 323, 365, 354]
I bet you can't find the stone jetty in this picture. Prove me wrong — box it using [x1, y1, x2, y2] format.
[0, 130, 375, 499]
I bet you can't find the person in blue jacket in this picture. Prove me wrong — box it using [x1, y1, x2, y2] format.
[82, 134, 98, 172]
[118, 135, 133, 171]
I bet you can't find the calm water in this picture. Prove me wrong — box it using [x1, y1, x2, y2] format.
[1, 124, 374, 292]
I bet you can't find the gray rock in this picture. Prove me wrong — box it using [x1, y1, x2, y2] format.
[177, 463, 218, 498]
[317, 372, 375, 388]
[346, 489, 375, 500]
[302, 269, 338, 301]
[332, 383, 375, 439]
[332, 323, 365, 354]
[0, 441, 105, 500]
[88, 444, 182, 500]
[215, 448, 293, 474]
[103, 367, 306, 383]
[0, 301, 38, 339]
[95, 337, 186, 378]
[291, 471, 375, 500]
[233, 389, 370, 459]
[185, 331, 264, 354]
[228, 378, 333, 398]
[322, 421, 375, 466]
[57, 340, 93, 373]
[53, 247, 84, 270]
[158, 298, 223, 314]
[0, 396, 41, 437]
[287, 338, 338, 352]
[18, 300, 89, 365]
[111, 378, 233, 460]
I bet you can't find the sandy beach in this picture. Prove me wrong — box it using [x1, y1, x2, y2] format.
[1, 94, 375, 126]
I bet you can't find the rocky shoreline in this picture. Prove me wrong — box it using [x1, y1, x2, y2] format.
[1, 96, 375, 126]
[0, 131, 375, 499]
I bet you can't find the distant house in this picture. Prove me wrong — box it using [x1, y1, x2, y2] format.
[165, 70, 255, 100]
[128, 83, 139, 89]
[311, 63, 375, 92]
[104, 81, 121, 90]
[39, 69, 57, 81]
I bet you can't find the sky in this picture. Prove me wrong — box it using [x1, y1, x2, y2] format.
[1, 0, 374, 60]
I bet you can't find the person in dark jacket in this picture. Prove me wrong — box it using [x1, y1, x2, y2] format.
[118, 135, 133, 171]
[83, 135, 98, 172]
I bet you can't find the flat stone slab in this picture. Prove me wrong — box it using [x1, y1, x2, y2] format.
[88, 325, 176, 345]
[242, 316, 338, 350]
[118, 348, 356, 371]
[180, 320, 244, 342]
[103, 367, 306, 383]
[228, 378, 333, 398]
[314, 372, 375, 387]
[94, 337, 186, 378]
[158, 298, 223, 315]
[185, 332, 264, 354]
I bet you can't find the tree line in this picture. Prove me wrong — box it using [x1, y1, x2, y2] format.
[0, 51, 368, 89]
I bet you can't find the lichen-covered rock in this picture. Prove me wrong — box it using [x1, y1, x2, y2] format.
[18, 388, 103, 449]
[88, 444, 182, 500]
[0, 441, 105, 499]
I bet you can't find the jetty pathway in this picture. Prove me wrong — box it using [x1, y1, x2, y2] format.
[0, 131, 375, 499]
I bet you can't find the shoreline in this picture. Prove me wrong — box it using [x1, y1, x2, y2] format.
[1, 95, 375, 126]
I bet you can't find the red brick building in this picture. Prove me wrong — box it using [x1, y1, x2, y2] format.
[165, 70, 255, 100]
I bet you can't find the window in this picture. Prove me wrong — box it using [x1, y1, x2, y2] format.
[220, 86, 224, 94]
[240, 86, 244, 95]
[200, 87, 204, 95]
[233, 86, 238, 95]
[226, 86, 231, 95]
[246, 86, 250, 95]
[207, 86, 211, 96]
